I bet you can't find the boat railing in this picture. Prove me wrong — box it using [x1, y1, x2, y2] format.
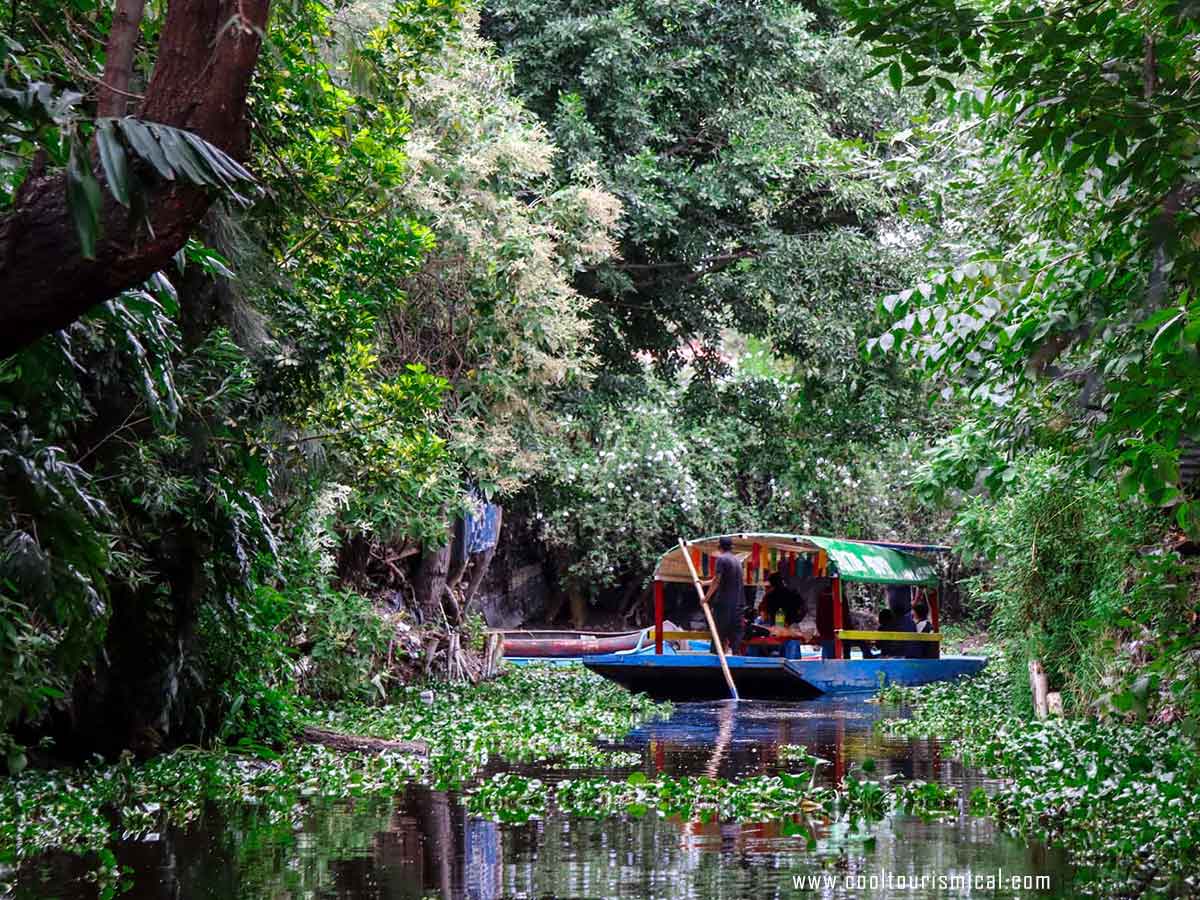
[835, 630, 942, 643]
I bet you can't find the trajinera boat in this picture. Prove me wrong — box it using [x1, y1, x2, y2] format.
[582, 533, 986, 700]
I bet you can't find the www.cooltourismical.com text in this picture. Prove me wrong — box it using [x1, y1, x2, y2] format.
[792, 869, 1052, 893]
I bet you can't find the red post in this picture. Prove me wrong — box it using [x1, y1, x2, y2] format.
[654, 579, 664, 654]
[930, 587, 940, 659]
[832, 576, 843, 659]
[751, 542, 761, 584]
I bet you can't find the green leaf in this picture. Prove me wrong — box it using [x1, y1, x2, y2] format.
[181, 130, 254, 184]
[151, 124, 213, 187]
[95, 119, 130, 206]
[888, 62, 903, 93]
[66, 136, 102, 259]
[117, 117, 174, 181]
[1063, 145, 1092, 172]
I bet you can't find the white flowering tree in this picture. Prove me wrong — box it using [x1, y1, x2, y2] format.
[379, 15, 621, 497]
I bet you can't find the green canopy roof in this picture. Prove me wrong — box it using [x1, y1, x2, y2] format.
[805, 536, 939, 587]
[654, 532, 941, 587]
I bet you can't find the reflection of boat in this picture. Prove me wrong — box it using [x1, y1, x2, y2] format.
[499, 628, 645, 658]
[583, 532, 987, 700]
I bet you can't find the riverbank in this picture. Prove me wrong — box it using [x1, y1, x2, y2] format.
[878, 666, 1200, 896]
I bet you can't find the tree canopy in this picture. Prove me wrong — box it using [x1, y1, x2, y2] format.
[482, 0, 918, 400]
[845, 0, 1200, 522]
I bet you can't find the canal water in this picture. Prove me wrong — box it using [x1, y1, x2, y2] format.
[14, 697, 1074, 898]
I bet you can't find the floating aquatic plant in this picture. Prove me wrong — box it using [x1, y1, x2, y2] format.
[466, 765, 961, 827]
[0, 666, 663, 875]
[878, 667, 1200, 895]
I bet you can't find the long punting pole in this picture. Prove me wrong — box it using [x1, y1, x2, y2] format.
[678, 538, 739, 701]
[654, 579, 664, 654]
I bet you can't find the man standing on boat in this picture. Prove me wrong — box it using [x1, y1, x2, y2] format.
[702, 536, 744, 655]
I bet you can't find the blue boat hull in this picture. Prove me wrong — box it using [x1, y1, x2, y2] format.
[581, 653, 986, 700]
[783, 656, 987, 694]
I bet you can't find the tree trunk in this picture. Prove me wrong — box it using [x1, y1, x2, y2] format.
[98, 0, 148, 117]
[569, 588, 588, 630]
[302, 727, 427, 756]
[414, 541, 452, 624]
[0, 0, 270, 357]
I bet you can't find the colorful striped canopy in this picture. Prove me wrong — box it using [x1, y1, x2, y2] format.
[654, 532, 942, 587]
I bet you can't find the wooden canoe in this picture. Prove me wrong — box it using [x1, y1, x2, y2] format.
[499, 628, 645, 658]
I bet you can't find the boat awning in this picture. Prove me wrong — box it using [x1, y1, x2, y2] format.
[805, 536, 938, 587]
[653, 532, 941, 587]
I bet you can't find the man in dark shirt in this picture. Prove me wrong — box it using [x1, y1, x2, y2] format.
[912, 599, 938, 659]
[762, 572, 805, 625]
[702, 536, 745, 654]
[886, 584, 913, 617]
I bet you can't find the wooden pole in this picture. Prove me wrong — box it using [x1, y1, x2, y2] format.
[654, 579, 664, 655]
[1028, 659, 1049, 719]
[678, 538, 739, 701]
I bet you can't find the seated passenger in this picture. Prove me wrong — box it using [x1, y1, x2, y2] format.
[762, 572, 806, 626]
[912, 599, 938, 659]
[876, 607, 901, 657]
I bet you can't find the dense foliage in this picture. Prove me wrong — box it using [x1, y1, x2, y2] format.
[482, 0, 922, 406]
[836, 0, 1200, 723]
[846, 0, 1200, 521]
[530, 373, 943, 595]
[0, 0, 474, 763]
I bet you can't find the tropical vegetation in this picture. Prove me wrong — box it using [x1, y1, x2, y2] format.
[2, 0, 1200, 893]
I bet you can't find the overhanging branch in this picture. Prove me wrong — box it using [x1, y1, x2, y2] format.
[0, 0, 270, 359]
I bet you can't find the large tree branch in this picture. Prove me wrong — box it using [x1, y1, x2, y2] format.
[0, 0, 270, 359]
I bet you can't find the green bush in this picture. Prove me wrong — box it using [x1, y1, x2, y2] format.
[953, 450, 1197, 716]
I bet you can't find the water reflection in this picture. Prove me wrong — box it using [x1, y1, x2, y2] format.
[14, 697, 1074, 898]
[620, 698, 966, 788]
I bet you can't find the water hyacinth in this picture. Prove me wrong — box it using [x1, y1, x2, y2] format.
[465, 766, 961, 827]
[0, 667, 663, 873]
[878, 667, 1200, 896]
[0, 745, 426, 865]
